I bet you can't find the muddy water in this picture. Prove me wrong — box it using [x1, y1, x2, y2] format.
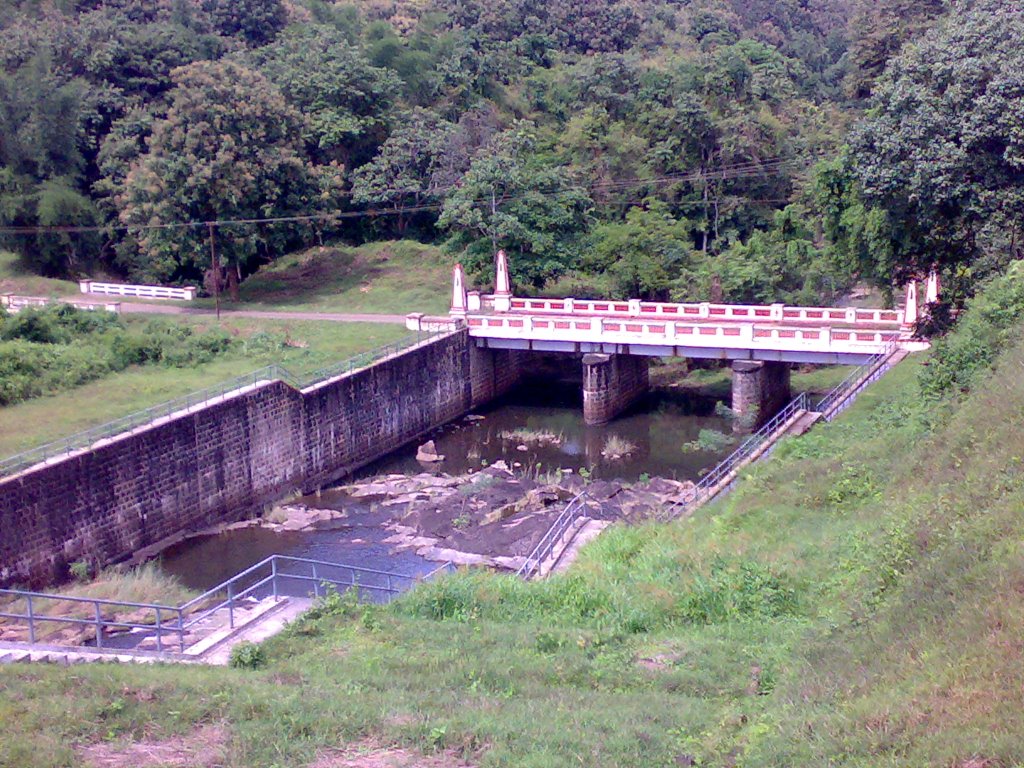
[158, 526, 436, 593]
[159, 372, 734, 591]
[354, 376, 734, 483]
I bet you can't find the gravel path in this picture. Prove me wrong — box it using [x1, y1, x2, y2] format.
[116, 301, 408, 324]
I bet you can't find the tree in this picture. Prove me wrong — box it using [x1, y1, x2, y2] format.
[350, 108, 455, 235]
[586, 200, 695, 300]
[850, 0, 1024, 284]
[116, 61, 338, 293]
[200, 0, 288, 46]
[248, 26, 402, 167]
[438, 123, 593, 288]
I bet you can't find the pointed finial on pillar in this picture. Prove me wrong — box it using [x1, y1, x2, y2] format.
[451, 263, 467, 316]
[903, 280, 919, 329]
[495, 249, 511, 296]
[493, 249, 512, 312]
[926, 267, 940, 305]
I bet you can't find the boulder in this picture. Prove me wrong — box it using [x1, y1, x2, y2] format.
[416, 440, 445, 462]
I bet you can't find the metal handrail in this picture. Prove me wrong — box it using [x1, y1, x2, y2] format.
[0, 330, 442, 477]
[0, 553, 453, 656]
[667, 392, 810, 517]
[815, 334, 900, 419]
[516, 491, 599, 580]
[667, 335, 903, 518]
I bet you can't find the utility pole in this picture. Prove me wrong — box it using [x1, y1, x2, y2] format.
[208, 222, 220, 320]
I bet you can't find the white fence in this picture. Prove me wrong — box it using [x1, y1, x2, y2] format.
[79, 280, 197, 301]
[1, 294, 120, 314]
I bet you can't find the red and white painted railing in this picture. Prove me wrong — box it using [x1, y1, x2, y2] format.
[466, 314, 897, 355]
[491, 296, 902, 326]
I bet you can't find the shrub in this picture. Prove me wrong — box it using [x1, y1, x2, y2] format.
[229, 641, 267, 669]
[682, 428, 736, 453]
[677, 559, 798, 624]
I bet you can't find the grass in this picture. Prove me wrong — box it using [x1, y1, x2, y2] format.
[497, 427, 563, 446]
[0, 251, 80, 297]
[191, 240, 452, 315]
[0, 316, 407, 457]
[601, 434, 638, 459]
[4, 285, 1024, 766]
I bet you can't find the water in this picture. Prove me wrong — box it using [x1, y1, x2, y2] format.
[158, 372, 735, 592]
[355, 375, 735, 483]
[158, 525, 437, 595]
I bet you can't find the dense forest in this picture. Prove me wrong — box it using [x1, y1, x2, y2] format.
[0, 0, 1020, 306]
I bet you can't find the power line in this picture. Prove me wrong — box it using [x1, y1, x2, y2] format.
[0, 156, 811, 236]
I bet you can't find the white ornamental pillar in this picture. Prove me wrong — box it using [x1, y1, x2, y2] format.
[926, 268, 940, 305]
[903, 280, 918, 329]
[494, 249, 512, 312]
[451, 263, 468, 317]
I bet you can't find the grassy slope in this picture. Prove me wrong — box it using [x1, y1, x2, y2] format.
[2, 316, 1023, 767]
[0, 251, 80, 297]
[0, 317, 407, 457]
[192, 240, 453, 315]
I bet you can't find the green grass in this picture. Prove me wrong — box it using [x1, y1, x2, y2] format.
[0, 317, 407, 457]
[3, 289, 1024, 766]
[0, 251, 79, 297]
[191, 240, 453, 315]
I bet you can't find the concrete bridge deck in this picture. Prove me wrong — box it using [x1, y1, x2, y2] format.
[466, 312, 898, 365]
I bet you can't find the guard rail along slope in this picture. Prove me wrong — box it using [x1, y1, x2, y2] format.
[79, 280, 197, 301]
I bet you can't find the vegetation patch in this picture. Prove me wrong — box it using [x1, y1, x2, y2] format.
[497, 428, 562, 446]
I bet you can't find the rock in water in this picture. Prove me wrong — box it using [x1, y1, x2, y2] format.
[416, 440, 445, 462]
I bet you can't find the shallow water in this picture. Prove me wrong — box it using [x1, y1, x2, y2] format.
[158, 525, 436, 596]
[354, 375, 735, 483]
[159, 374, 735, 591]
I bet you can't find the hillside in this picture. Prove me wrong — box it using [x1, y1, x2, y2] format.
[3, 273, 1024, 767]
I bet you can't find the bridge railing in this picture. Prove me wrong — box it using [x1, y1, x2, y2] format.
[501, 296, 903, 326]
[468, 315, 895, 353]
[0, 329, 442, 478]
[516, 491, 600, 580]
[79, 281, 197, 301]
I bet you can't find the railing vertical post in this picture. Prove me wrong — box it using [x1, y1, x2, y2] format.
[26, 595, 35, 644]
[312, 564, 319, 599]
[272, 558, 279, 600]
[227, 582, 234, 629]
[178, 609, 185, 653]
[155, 607, 163, 653]
[94, 603, 103, 649]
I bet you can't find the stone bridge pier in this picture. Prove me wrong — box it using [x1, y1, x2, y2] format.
[731, 360, 791, 430]
[582, 353, 650, 425]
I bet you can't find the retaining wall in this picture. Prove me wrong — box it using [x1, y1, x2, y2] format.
[0, 331, 475, 588]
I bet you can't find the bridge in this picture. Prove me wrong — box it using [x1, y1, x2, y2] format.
[408, 250, 933, 426]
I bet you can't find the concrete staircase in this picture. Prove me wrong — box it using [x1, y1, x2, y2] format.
[0, 595, 313, 666]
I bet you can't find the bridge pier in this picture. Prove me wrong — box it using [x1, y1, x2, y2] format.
[731, 360, 791, 430]
[469, 344, 526, 409]
[582, 353, 649, 425]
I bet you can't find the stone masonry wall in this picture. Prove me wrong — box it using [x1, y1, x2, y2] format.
[731, 360, 792, 430]
[469, 344, 526, 409]
[0, 331, 474, 588]
[582, 353, 650, 425]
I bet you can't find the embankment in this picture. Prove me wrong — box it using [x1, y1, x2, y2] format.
[0, 330, 524, 587]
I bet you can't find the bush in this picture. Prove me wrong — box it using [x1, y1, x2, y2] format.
[677, 559, 798, 624]
[229, 641, 267, 669]
[919, 265, 1024, 401]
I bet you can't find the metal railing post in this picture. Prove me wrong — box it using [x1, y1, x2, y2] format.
[227, 583, 234, 629]
[155, 607, 163, 653]
[94, 602, 103, 649]
[26, 595, 35, 644]
[312, 563, 319, 598]
[272, 558, 279, 600]
[178, 609, 185, 653]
